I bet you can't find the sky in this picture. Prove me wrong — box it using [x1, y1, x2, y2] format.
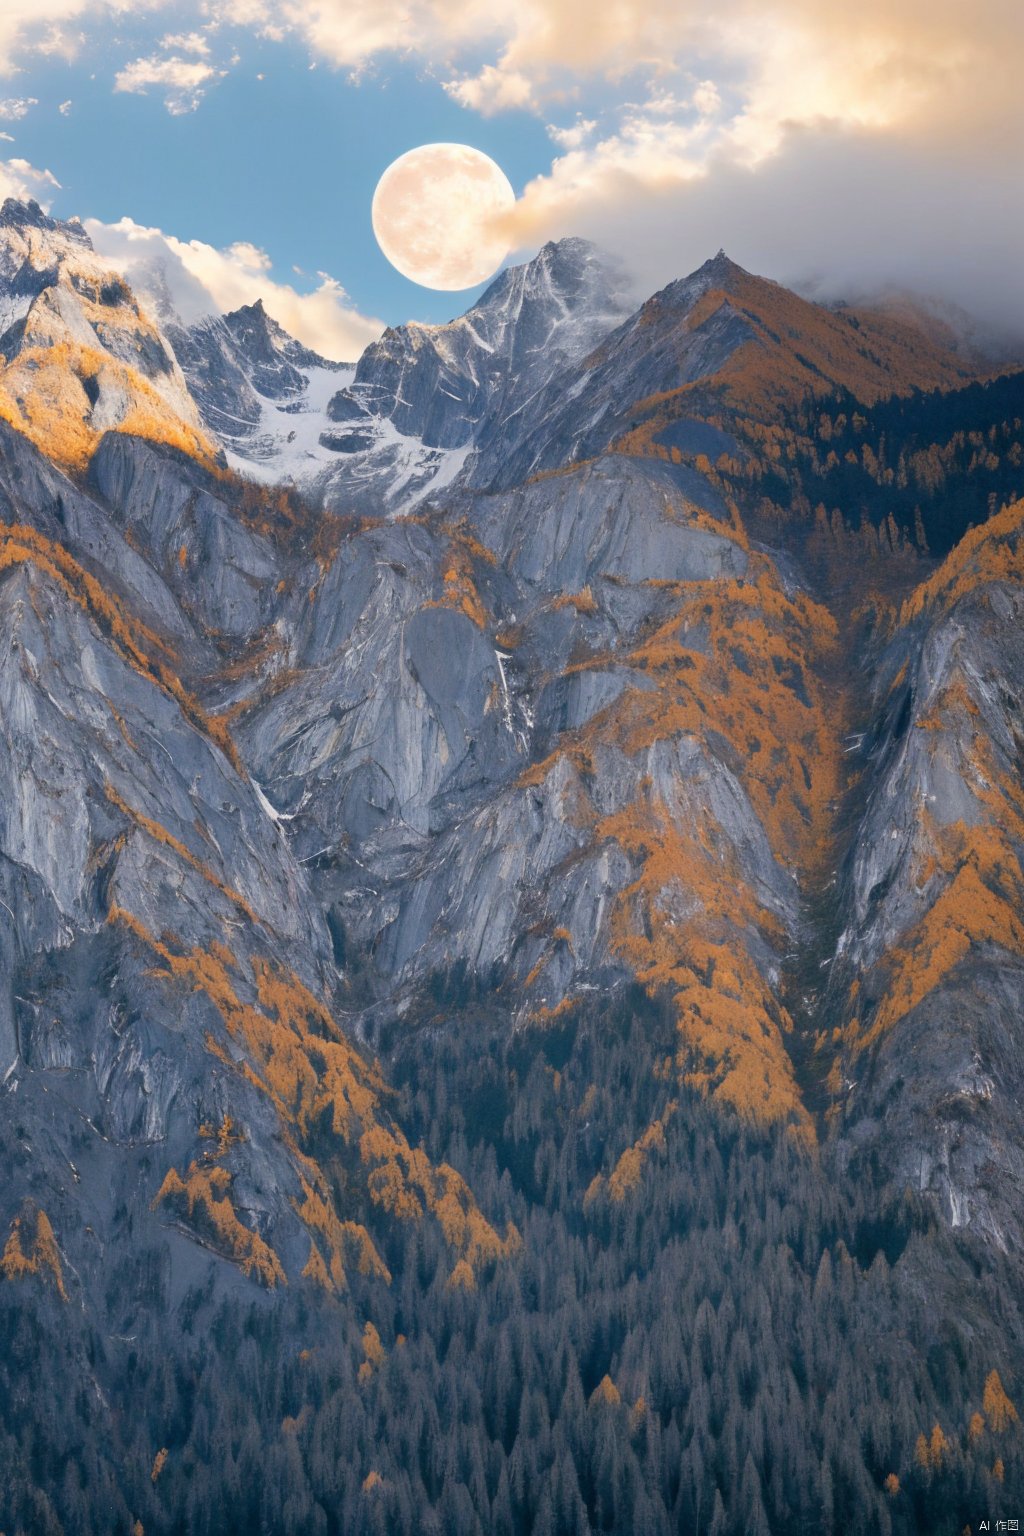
[0, 0, 1020, 359]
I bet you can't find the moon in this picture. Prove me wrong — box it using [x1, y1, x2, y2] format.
[372, 144, 515, 291]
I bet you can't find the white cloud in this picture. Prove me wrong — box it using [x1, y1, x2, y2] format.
[58, 98, 73, 114]
[159, 30, 210, 55]
[546, 115, 596, 151]
[88, 215, 385, 360]
[444, 64, 535, 115]
[692, 80, 720, 118]
[114, 53, 219, 114]
[0, 156, 61, 205]
[0, 98, 38, 120]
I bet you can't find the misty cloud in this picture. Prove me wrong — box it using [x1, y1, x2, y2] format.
[506, 123, 1024, 344]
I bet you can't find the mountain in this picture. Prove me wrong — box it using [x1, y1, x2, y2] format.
[467, 249, 983, 490]
[165, 235, 633, 515]
[0, 199, 215, 474]
[0, 199, 1023, 1533]
[349, 236, 633, 450]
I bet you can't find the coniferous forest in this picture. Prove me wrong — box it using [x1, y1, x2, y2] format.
[2, 987, 1022, 1535]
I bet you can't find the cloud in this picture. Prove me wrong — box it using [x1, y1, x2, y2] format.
[87, 215, 385, 360]
[547, 116, 597, 152]
[193, 0, 1019, 162]
[504, 120, 1024, 340]
[692, 81, 720, 118]
[0, 3, 115, 76]
[0, 98, 38, 120]
[0, 0, 1017, 151]
[0, 0, 1018, 336]
[159, 30, 210, 56]
[114, 54, 219, 114]
[58, 99, 73, 114]
[444, 65, 535, 115]
[0, 156, 61, 204]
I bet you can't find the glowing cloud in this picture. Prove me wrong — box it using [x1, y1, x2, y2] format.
[88, 215, 385, 360]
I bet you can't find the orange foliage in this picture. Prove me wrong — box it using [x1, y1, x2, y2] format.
[293, 1177, 389, 1292]
[531, 996, 579, 1026]
[199, 1115, 244, 1158]
[597, 796, 812, 1135]
[590, 1375, 621, 1408]
[359, 1122, 521, 1271]
[984, 1370, 1019, 1433]
[859, 813, 1024, 1051]
[612, 272, 978, 466]
[301, 1241, 333, 1292]
[153, 1161, 286, 1288]
[0, 340, 217, 475]
[900, 497, 1024, 626]
[447, 1258, 476, 1291]
[109, 908, 515, 1281]
[915, 1423, 950, 1471]
[518, 559, 843, 1142]
[423, 529, 490, 628]
[0, 1207, 67, 1299]
[552, 585, 598, 615]
[151, 1449, 168, 1485]
[362, 1320, 385, 1369]
[605, 1104, 677, 1202]
[883, 1473, 900, 1496]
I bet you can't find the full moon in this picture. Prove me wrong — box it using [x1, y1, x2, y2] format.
[372, 144, 515, 291]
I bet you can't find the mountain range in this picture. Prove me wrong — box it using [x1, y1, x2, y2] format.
[0, 194, 1023, 1534]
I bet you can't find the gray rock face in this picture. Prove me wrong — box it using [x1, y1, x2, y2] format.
[831, 554, 1024, 1250]
[351, 238, 633, 450]
[166, 299, 346, 447]
[0, 189, 1022, 1323]
[88, 432, 284, 639]
[0, 488, 333, 1297]
[163, 237, 634, 516]
[467, 252, 753, 490]
[463, 456, 742, 595]
[232, 449, 777, 1057]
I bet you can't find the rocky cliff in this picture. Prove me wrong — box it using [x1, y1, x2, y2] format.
[0, 200, 1023, 1532]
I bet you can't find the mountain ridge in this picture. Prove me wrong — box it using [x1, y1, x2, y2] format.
[0, 197, 1022, 1531]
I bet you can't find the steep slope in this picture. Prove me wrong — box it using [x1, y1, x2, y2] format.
[165, 297, 349, 476]
[351, 237, 632, 449]
[163, 237, 633, 515]
[829, 498, 1024, 1248]
[0, 200, 216, 474]
[471, 250, 983, 490]
[0, 418, 516, 1313]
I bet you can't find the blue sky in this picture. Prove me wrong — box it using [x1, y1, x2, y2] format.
[0, 1, 1016, 356]
[4, 30, 555, 326]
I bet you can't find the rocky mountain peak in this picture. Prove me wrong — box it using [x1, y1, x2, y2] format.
[0, 197, 92, 248]
[222, 295, 329, 373]
[652, 248, 757, 317]
[346, 236, 633, 457]
[0, 204, 214, 473]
